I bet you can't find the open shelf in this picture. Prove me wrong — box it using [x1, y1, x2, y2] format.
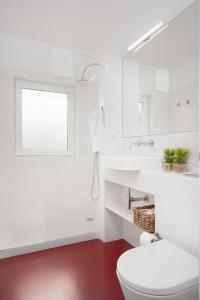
[104, 203, 133, 223]
[104, 168, 139, 188]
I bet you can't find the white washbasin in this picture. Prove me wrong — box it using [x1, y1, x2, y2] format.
[101, 156, 161, 171]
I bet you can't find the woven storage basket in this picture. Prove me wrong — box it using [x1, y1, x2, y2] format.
[133, 204, 155, 233]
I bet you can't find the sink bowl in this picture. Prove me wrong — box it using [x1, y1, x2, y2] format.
[101, 156, 161, 171]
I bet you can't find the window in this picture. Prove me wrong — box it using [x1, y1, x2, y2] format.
[16, 80, 74, 155]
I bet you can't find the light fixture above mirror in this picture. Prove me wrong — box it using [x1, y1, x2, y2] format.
[128, 22, 168, 53]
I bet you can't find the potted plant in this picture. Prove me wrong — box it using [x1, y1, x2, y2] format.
[162, 148, 175, 171]
[173, 147, 189, 173]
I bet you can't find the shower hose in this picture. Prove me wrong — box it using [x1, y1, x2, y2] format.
[91, 152, 100, 201]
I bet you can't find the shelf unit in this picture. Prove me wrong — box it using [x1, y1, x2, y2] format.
[102, 171, 155, 246]
[104, 203, 133, 223]
[103, 180, 145, 247]
[101, 157, 199, 249]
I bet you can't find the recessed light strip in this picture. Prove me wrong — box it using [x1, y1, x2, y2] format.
[133, 24, 168, 52]
[128, 22, 168, 53]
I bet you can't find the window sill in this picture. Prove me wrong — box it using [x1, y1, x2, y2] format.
[15, 149, 75, 156]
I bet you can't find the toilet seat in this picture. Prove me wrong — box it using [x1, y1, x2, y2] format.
[117, 239, 199, 296]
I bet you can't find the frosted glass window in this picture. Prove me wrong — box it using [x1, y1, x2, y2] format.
[16, 80, 74, 155]
[22, 89, 68, 150]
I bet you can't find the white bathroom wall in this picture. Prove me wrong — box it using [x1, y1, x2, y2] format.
[100, 0, 199, 256]
[168, 58, 199, 132]
[101, 0, 198, 171]
[0, 32, 100, 254]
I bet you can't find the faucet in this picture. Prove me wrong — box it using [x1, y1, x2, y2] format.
[128, 140, 143, 149]
[128, 139, 154, 149]
[128, 141, 137, 149]
[148, 139, 155, 146]
[128, 188, 150, 210]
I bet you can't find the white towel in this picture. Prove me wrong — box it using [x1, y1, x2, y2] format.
[88, 108, 104, 153]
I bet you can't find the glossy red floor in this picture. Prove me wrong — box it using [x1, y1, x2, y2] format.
[0, 239, 132, 300]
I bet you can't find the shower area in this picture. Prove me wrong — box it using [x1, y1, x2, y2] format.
[0, 34, 102, 256]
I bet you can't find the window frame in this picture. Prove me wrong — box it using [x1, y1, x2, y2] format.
[15, 79, 75, 156]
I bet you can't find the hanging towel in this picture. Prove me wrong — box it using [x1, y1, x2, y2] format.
[88, 107, 104, 153]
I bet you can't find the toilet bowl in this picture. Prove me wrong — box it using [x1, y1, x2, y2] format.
[117, 239, 199, 300]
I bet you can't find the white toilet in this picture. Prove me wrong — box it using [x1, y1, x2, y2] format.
[117, 239, 199, 300]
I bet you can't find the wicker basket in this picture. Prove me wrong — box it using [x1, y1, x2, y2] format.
[133, 204, 155, 233]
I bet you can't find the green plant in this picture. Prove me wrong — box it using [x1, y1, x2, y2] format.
[163, 148, 175, 163]
[174, 147, 189, 165]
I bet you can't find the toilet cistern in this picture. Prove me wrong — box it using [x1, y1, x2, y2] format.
[128, 188, 149, 210]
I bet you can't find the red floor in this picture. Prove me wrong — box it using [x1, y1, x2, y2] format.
[0, 239, 132, 300]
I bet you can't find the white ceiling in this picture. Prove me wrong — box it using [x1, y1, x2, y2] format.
[128, 2, 198, 68]
[0, 0, 141, 55]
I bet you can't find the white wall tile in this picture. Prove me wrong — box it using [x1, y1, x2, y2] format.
[0, 34, 100, 251]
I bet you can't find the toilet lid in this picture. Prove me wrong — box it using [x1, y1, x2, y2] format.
[117, 239, 199, 296]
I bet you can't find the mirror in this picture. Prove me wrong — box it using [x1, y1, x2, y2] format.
[122, 3, 198, 137]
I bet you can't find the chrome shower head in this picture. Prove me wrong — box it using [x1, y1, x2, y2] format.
[76, 62, 100, 82]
